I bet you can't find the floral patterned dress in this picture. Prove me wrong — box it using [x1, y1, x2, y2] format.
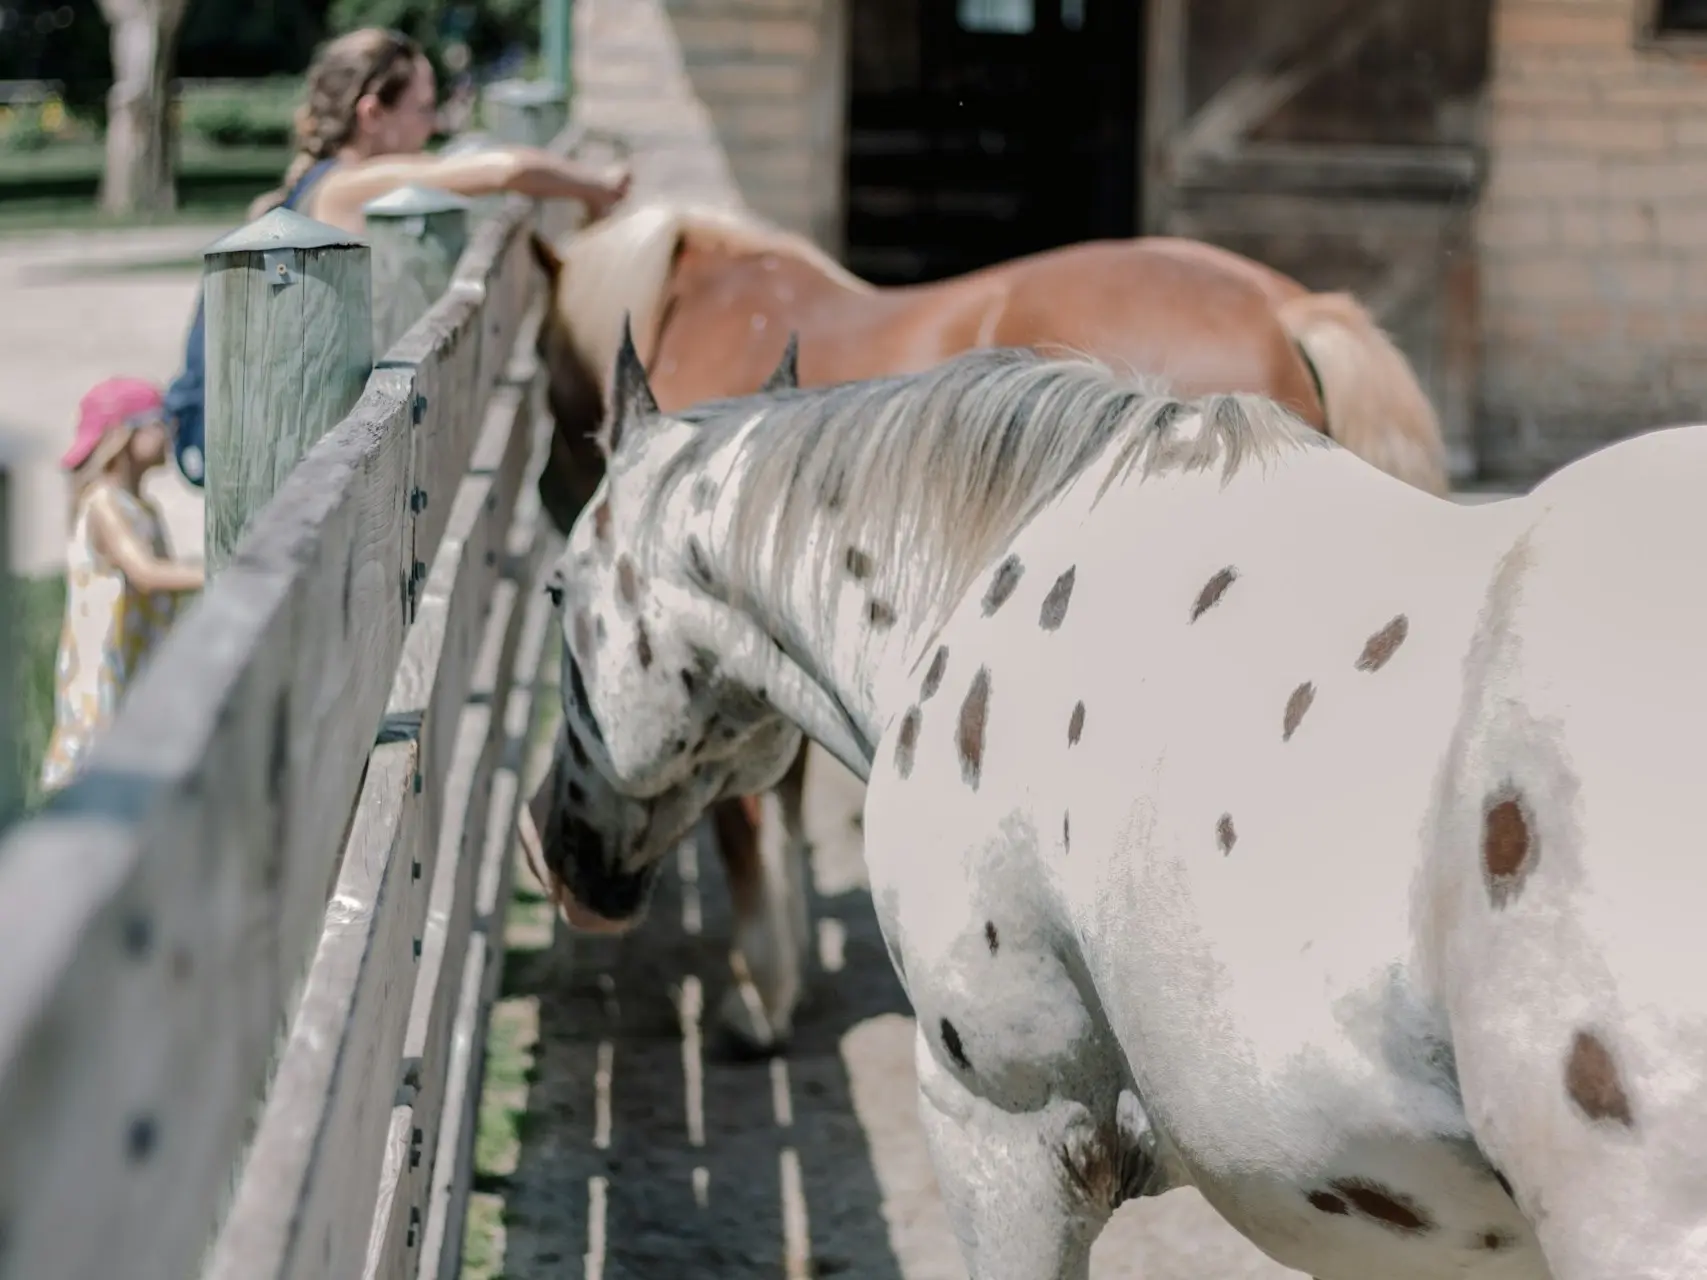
[40, 484, 184, 793]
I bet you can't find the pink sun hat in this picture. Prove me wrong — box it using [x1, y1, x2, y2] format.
[62, 376, 167, 471]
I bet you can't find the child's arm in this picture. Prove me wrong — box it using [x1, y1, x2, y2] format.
[86, 489, 205, 595]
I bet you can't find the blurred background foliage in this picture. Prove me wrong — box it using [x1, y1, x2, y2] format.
[0, 0, 538, 132]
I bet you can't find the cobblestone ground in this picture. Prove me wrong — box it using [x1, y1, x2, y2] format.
[0, 228, 212, 574]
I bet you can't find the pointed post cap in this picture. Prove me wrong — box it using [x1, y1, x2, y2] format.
[204, 205, 368, 258]
[363, 185, 472, 220]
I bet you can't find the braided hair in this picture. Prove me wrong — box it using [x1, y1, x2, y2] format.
[250, 28, 425, 218]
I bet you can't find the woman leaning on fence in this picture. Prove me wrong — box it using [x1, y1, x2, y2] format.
[162, 27, 632, 487]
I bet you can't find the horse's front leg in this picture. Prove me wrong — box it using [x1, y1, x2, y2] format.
[913, 1023, 1160, 1280]
[708, 744, 812, 1056]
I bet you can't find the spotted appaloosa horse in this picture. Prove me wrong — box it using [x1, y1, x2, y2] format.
[530, 325, 1707, 1279]
[527, 197, 1455, 1057]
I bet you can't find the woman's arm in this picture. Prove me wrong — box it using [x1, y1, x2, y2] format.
[86, 489, 205, 595]
[311, 146, 630, 233]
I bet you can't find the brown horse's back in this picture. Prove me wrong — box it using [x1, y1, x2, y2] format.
[984, 240, 1327, 427]
[639, 223, 1444, 492]
[649, 234, 1327, 429]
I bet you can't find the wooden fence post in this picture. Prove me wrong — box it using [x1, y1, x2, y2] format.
[482, 79, 568, 149]
[364, 185, 472, 356]
[0, 449, 15, 831]
[201, 206, 373, 576]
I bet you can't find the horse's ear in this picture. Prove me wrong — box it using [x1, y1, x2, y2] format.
[606, 312, 659, 453]
[760, 331, 800, 394]
[530, 231, 565, 283]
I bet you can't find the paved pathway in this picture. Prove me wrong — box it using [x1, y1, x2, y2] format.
[0, 225, 213, 575]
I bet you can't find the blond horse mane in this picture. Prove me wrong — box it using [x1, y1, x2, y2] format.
[548, 199, 876, 390]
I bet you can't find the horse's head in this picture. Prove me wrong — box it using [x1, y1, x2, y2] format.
[531, 232, 611, 534]
[527, 316, 806, 932]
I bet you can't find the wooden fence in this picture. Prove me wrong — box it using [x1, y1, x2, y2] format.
[0, 95, 585, 1280]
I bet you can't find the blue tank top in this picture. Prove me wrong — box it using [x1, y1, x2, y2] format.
[164, 158, 339, 487]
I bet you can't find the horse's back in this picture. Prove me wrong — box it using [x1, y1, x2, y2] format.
[862, 442, 1548, 1277]
[1411, 427, 1707, 1277]
[985, 240, 1327, 426]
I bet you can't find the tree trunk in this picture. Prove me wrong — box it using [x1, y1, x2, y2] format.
[97, 0, 187, 216]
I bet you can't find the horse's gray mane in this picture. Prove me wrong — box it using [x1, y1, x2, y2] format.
[645, 346, 1329, 652]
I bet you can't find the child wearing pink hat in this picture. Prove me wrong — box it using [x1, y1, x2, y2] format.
[40, 377, 204, 793]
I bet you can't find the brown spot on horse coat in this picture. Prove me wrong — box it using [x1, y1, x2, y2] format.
[1329, 1180, 1433, 1234]
[1039, 566, 1076, 630]
[1063, 811, 1070, 851]
[1565, 1030, 1635, 1126]
[1355, 614, 1409, 672]
[592, 500, 612, 544]
[867, 598, 897, 628]
[1482, 794, 1536, 907]
[940, 1018, 971, 1070]
[617, 555, 640, 607]
[1282, 681, 1315, 741]
[922, 646, 949, 700]
[1068, 701, 1086, 746]
[1308, 1191, 1349, 1216]
[1190, 566, 1237, 622]
[894, 707, 921, 779]
[984, 921, 999, 954]
[845, 546, 874, 580]
[982, 555, 1024, 615]
[635, 620, 654, 670]
[1217, 813, 1237, 854]
[957, 668, 991, 787]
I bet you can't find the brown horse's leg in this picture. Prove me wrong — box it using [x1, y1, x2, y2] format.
[707, 744, 814, 1057]
[711, 794, 765, 927]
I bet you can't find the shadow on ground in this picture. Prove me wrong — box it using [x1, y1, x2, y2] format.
[492, 818, 912, 1279]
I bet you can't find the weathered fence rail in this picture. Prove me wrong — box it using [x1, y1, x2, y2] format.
[0, 99, 578, 1280]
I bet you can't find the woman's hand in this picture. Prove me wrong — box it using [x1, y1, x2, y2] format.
[579, 164, 632, 222]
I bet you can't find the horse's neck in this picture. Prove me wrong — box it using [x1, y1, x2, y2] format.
[655, 420, 944, 758]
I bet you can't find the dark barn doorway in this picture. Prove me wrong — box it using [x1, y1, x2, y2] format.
[842, 0, 1143, 284]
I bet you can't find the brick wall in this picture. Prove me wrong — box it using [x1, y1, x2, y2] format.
[1478, 0, 1707, 478]
[662, 0, 847, 252]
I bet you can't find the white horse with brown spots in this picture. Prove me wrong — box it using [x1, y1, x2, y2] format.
[525, 323, 1707, 1280]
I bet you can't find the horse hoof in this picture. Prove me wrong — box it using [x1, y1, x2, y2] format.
[713, 981, 793, 1061]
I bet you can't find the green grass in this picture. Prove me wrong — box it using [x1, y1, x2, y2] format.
[9, 573, 66, 819]
[0, 142, 285, 234]
[0, 77, 299, 235]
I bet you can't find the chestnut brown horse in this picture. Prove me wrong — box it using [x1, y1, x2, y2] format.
[526, 197, 1452, 1056]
